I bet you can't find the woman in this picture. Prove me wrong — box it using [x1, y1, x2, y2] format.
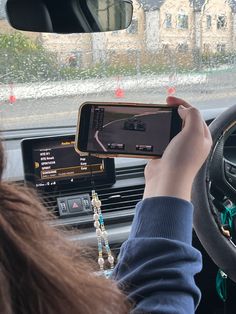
[0, 97, 212, 313]
[113, 96, 212, 313]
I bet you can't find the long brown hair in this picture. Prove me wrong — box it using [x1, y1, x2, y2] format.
[0, 142, 129, 314]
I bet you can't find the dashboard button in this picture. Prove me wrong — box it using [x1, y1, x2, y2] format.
[57, 194, 92, 217]
[68, 198, 83, 213]
[83, 198, 91, 210]
[225, 162, 231, 173]
[230, 166, 236, 175]
[58, 201, 69, 216]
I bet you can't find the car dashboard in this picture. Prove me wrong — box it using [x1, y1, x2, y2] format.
[3, 107, 236, 314]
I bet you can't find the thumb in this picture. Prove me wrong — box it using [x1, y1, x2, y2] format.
[178, 105, 204, 135]
[177, 105, 188, 120]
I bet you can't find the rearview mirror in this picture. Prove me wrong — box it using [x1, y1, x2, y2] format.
[6, 0, 133, 33]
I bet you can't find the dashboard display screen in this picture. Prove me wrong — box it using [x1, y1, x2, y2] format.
[22, 135, 115, 190]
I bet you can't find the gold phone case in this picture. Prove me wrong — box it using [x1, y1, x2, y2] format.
[75, 101, 168, 159]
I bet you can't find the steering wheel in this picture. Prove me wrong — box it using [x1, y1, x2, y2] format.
[192, 104, 236, 283]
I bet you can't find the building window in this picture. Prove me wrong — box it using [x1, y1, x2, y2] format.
[206, 15, 212, 29]
[177, 43, 188, 53]
[177, 14, 188, 29]
[127, 19, 138, 34]
[164, 13, 172, 28]
[216, 44, 226, 53]
[217, 15, 226, 29]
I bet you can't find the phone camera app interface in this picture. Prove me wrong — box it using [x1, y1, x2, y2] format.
[87, 105, 172, 155]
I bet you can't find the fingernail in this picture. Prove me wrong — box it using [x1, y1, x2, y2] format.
[179, 105, 185, 110]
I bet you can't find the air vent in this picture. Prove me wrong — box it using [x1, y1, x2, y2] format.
[42, 183, 144, 217]
[15, 164, 145, 221]
[39, 164, 145, 217]
[116, 164, 145, 179]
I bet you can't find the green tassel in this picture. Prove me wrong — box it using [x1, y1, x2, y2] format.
[216, 269, 227, 302]
[215, 202, 236, 302]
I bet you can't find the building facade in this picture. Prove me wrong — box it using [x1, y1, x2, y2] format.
[201, 0, 236, 53]
[1, 0, 236, 69]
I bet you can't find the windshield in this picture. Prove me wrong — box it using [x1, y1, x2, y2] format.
[0, 0, 234, 130]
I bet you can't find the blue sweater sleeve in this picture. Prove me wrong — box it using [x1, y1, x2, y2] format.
[112, 196, 202, 314]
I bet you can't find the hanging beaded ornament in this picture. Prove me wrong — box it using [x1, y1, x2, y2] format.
[91, 190, 114, 278]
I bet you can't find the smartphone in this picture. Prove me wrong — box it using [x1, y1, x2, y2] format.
[75, 102, 182, 158]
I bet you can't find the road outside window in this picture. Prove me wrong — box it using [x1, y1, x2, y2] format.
[0, 0, 235, 131]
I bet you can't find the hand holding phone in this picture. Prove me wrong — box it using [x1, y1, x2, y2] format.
[143, 96, 212, 201]
[75, 102, 182, 158]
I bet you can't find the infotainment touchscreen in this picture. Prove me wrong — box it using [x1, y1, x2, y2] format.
[21, 135, 115, 190]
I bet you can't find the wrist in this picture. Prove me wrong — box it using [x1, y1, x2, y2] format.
[143, 175, 193, 202]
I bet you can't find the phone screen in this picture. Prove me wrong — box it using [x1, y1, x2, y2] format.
[79, 103, 182, 157]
